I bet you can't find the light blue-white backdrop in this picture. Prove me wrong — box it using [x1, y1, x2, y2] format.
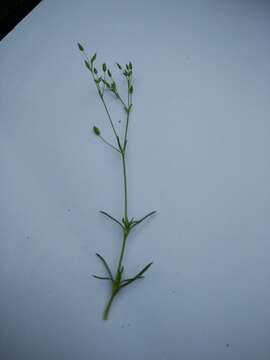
[1, 1, 270, 359]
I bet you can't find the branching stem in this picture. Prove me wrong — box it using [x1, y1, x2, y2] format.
[78, 45, 156, 319]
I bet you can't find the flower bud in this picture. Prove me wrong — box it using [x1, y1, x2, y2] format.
[93, 126, 101, 136]
[77, 42, 84, 51]
[84, 60, 91, 70]
[91, 53, 97, 64]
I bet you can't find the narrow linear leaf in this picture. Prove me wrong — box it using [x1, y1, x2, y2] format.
[96, 253, 114, 280]
[120, 262, 153, 288]
[132, 211, 157, 228]
[121, 275, 144, 284]
[100, 211, 124, 228]
[92, 275, 112, 280]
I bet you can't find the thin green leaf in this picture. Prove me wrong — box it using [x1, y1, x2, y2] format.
[131, 211, 157, 228]
[96, 253, 114, 280]
[121, 275, 144, 284]
[100, 211, 124, 229]
[92, 275, 112, 280]
[120, 262, 153, 288]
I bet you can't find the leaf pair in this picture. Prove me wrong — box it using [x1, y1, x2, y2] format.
[93, 253, 114, 282]
[130, 211, 157, 229]
[100, 210, 157, 231]
[120, 262, 153, 289]
[93, 253, 153, 291]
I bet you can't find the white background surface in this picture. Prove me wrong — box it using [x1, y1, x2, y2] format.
[1, 0, 270, 359]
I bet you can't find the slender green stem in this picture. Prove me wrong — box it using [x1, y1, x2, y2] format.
[110, 74, 127, 109]
[124, 78, 131, 146]
[117, 93, 127, 109]
[102, 70, 106, 96]
[103, 291, 117, 320]
[117, 232, 128, 274]
[99, 135, 120, 152]
[121, 152, 128, 221]
[100, 95, 119, 141]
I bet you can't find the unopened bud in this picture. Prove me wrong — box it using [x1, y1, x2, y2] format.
[93, 126, 101, 136]
[77, 42, 84, 51]
[90, 53, 97, 64]
[84, 60, 91, 70]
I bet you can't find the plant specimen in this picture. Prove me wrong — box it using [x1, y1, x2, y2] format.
[77, 42, 156, 320]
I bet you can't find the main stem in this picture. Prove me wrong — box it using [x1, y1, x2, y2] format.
[103, 125, 130, 321]
[103, 290, 117, 320]
[116, 88, 130, 273]
[102, 74, 132, 320]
